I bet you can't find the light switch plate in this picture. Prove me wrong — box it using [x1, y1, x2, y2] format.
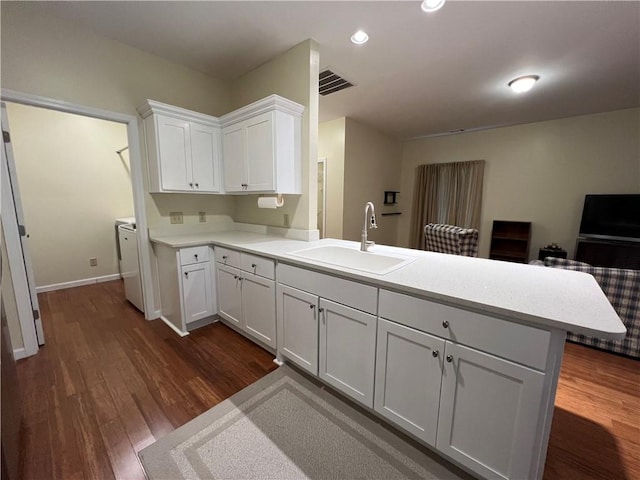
[198, 211, 206, 223]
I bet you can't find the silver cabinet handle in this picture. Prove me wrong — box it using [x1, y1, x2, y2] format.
[432, 350, 439, 358]
[446, 355, 453, 363]
[442, 320, 449, 329]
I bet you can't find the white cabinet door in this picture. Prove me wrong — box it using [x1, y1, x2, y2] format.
[276, 284, 319, 375]
[245, 113, 275, 192]
[374, 319, 445, 446]
[216, 264, 242, 327]
[222, 124, 246, 192]
[190, 122, 220, 192]
[181, 262, 213, 324]
[437, 342, 545, 480]
[241, 273, 276, 348]
[157, 115, 191, 191]
[319, 298, 376, 407]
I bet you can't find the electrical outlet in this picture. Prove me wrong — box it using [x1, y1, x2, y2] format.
[170, 211, 183, 224]
[89, 258, 98, 267]
[198, 211, 206, 223]
[284, 213, 290, 228]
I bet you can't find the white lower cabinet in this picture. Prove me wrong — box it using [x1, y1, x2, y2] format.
[318, 298, 377, 408]
[374, 318, 444, 446]
[181, 262, 214, 324]
[437, 341, 545, 480]
[215, 248, 276, 348]
[276, 284, 319, 375]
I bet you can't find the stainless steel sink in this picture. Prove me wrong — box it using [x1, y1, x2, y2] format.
[288, 245, 416, 275]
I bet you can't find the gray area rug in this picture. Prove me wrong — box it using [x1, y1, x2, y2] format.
[139, 365, 469, 480]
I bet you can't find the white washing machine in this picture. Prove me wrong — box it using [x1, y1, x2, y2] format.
[118, 223, 144, 312]
[115, 217, 136, 278]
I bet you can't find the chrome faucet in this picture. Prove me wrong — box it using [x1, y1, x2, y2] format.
[361, 201, 378, 251]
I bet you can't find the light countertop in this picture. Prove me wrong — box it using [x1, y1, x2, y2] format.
[150, 231, 626, 339]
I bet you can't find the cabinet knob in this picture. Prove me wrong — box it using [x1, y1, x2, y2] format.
[223, 255, 228, 260]
[446, 354, 453, 363]
[442, 320, 449, 329]
[194, 254, 198, 260]
[233, 275, 238, 280]
[252, 263, 257, 268]
[309, 304, 315, 309]
[184, 272, 189, 278]
[195, 183, 199, 188]
[432, 350, 439, 358]
[189, 182, 193, 187]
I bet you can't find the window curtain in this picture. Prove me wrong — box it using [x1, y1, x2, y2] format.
[409, 160, 485, 250]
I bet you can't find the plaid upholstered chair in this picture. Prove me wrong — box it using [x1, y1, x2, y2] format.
[424, 223, 479, 257]
[539, 257, 640, 358]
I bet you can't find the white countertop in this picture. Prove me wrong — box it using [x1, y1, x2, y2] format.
[150, 231, 626, 339]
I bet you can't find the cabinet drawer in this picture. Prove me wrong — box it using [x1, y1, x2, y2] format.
[179, 246, 210, 266]
[214, 246, 241, 268]
[378, 289, 551, 371]
[241, 253, 275, 280]
[277, 263, 377, 315]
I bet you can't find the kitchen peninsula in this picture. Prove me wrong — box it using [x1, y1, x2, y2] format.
[150, 229, 625, 480]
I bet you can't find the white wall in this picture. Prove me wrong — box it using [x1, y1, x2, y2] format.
[230, 40, 320, 232]
[398, 108, 640, 259]
[318, 118, 346, 239]
[343, 118, 403, 245]
[6, 103, 135, 288]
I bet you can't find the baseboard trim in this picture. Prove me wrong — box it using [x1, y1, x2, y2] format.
[159, 315, 189, 337]
[36, 274, 121, 293]
[13, 348, 27, 360]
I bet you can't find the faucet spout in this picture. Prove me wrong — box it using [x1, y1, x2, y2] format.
[361, 202, 378, 252]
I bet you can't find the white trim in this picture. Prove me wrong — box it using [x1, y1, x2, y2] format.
[36, 274, 121, 293]
[12, 348, 26, 361]
[159, 315, 189, 337]
[318, 157, 327, 239]
[136, 99, 221, 126]
[220, 94, 304, 127]
[1, 89, 158, 329]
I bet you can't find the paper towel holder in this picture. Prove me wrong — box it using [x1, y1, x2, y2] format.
[257, 194, 284, 208]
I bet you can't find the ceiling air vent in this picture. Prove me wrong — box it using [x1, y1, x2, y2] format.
[319, 69, 354, 96]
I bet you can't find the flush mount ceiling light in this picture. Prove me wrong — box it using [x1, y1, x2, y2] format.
[350, 30, 369, 45]
[508, 75, 540, 93]
[421, 0, 446, 13]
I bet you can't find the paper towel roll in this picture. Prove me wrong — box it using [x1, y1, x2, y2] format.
[257, 196, 284, 209]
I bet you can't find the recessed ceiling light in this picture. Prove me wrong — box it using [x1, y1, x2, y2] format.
[350, 30, 369, 45]
[508, 75, 540, 93]
[421, 0, 446, 13]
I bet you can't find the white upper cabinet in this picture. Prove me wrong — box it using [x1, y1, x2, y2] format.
[221, 95, 304, 194]
[138, 100, 222, 194]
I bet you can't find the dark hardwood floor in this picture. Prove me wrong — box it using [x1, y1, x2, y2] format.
[16, 280, 639, 479]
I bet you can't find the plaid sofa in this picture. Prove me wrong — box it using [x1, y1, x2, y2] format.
[539, 257, 640, 358]
[424, 223, 479, 257]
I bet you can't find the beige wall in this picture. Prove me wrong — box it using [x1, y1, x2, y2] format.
[398, 108, 640, 259]
[0, 2, 236, 230]
[230, 40, 320, 231]
[343, 118, 403, 245]
[318, 118, 346, 239]
[6, 103, 135, 287]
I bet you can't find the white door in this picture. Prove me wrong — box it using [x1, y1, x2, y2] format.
[374, 318, 444, 446]
[157, 114, 192, 191]
[319, 298, 376, 407]
[245, 112, 275, 192]
[241, 272, 276, 348]
[222, 124, 246, 192]
[181, 263, 213, 324]
[437, 341, 546, 480]
[276, 284, 319, 375]
[216, 263, 242, 327]
[190, 122, 219, 192]
[1, 104, 44, 348]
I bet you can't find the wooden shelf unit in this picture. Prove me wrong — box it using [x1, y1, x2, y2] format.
[489, 220, 532, 263]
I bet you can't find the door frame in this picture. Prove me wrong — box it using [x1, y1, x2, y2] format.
[1, 88, 157, 357]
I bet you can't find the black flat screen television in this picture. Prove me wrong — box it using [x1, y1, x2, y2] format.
[579, 194, 640, 242]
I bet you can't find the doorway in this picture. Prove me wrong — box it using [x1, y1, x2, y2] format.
[318, 158, 327, 239]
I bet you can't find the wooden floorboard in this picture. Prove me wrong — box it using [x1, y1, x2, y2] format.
[16, 280, 639, 479]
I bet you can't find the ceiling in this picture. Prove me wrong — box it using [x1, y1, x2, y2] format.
[28, 1, 640, 140]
